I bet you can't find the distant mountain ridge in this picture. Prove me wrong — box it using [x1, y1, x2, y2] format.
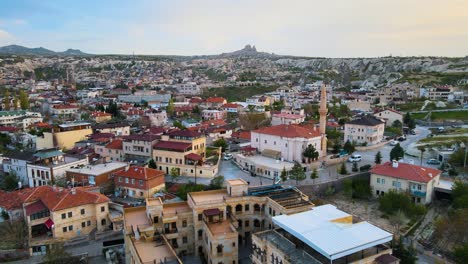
[0, 44, 90, 56]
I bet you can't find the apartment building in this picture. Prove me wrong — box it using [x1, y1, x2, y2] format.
[27, 149, 88, 187]
[90, 111, 112, 123]
[344, 115, 385, 145]
[19, 186, 110, 256]
[2, 151, 35, 186]
[0, 110, 43, 129]
[145, 109, 168, 126]
[122, 134, 159, 163]
[49, 104, 79, 116]
[93, 122, 131, 136]
[65, 162, 128, 193]
[203, 97, 227, 109]
[124, 179, 315, 264]
[252, 204, 395, 264]
[370, 161, 442, 204]
[271, 108, 305, 126]
[36, 122, 93, 150]
[114, 166, 165, 199]
[201, 109, 227, 121]
[176, 82, 201, 95]
[95, 139, 124, 162]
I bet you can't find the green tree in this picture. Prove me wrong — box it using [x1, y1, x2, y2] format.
[210, 175, 225, 189]
[454, 244, 468, 264]
[280, 166, 288, 182]
[392, 119, 403, 128]
[170, 167, 180, 183]
[452, 180, 468, 209]
[213, 138, 228, 152]
[343, 140, 355, 154]
[272, 100, 284, 111]
[166, 98, 175, 117]
[2, 172, 19, 191]
[390, 143, 405, 161]
[403, 112, 412, 125]
[173, 120, 186, 129]
[148, 159, 157, 169]
[3, 89, 10, 110]
[0, 220, 28, 249]
[339, 162, 348, 175]
[375, 151, 382, 164]
[12, 95, 19, 110]
[43, 242, 81, 263]
[393, 237, 418, 264]
[449, 148, 468, 167]
[303, 144, 319, 163]
[343, 179, 353, 198]
[289, 162, 306, 185]
[310, 168, 318, 183]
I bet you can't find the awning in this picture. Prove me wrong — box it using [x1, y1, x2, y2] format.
[185, 153, 203, 161]
[203, 208, 220, 216]
[25, 200, 47, 216]
[240, 146, 256, 152]
[44, 218, 54, 229]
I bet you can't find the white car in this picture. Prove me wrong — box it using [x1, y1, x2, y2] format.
[390, 140, 398, 146]
[348, 154, 362, 162]
[223, 153, 233, 160]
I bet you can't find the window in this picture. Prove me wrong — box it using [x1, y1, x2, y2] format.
[417, 184, 422, 190]
[183, 236, 188, 244]
[217, 244, 223, 254]
[245, 204, 250, 211]
[101, 219, 106, 226]
[382, 179, 385, 184]
[139, 180, 143, 186]
[87, 220, 91, 226]
[182, 220, 187, 227]
[131, 179, 135, 184]
[81, 209, 85, 215]
[377, 178, 380, 184]
[125, 178, 129, 183]
[376, 190, 380, 195]
[198, 214, 202, 221]
[68, 212, 72, 218]
[63, 227, 67, 233]
[245, 220, 249, 227]
[68, 225, 73, 231]
[82, 222, 86, 228]
[140, 192, 144, 197]
[62, 213, 66, 219]
[101, 206, 105, 212]
[118, 177, 122, 182]
[264, 140, 267, 144]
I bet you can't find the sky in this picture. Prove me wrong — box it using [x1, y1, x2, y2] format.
[0, 0, 467, 57]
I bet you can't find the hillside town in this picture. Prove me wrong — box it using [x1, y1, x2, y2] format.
[0, 44, 467, 264]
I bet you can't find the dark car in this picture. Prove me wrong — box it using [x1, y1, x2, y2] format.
[397, 136, 406, 142]
[359, 164, 372, 172]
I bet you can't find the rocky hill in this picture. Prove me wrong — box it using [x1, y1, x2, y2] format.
[0, 44, 90, 56]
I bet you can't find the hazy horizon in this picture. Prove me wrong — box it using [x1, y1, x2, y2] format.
[1, 0, 468, 57]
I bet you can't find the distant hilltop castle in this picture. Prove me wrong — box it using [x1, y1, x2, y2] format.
[243, 44, 257, 52]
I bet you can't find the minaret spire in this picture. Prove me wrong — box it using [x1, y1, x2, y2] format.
[319, 83, 328, 157]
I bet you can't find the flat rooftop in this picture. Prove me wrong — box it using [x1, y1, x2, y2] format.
[207, 220, 236, 236]
[163, 201, 191, 215]
[273, 204, 393, 260]
[66, 162, 127, 176]
[236, 154, 295, 170]
[131, 238, 178, 264]
[189, 189, 228, 205]
[226, 178, 248, 186]
[124, 207, 150, 232]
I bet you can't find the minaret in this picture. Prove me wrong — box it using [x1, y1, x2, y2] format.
[319, 83, 328, 157]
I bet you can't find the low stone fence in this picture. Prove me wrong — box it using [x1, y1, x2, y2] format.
[356, 141, 389, 151]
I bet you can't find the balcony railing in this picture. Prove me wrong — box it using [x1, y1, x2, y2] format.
[164, 228, 178, 234]
[411, 189, 427, 198]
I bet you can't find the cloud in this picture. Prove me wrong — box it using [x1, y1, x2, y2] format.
[0, 29, 15, 45]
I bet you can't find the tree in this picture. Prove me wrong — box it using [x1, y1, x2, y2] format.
[454, 244, 468, 264]
[449, 148, 468, 167]
[170, 167, 180, 183]
[12, 95, 19, 110]
[280, 166, 288, 182]
[417, 145, 426, 166]
[310, 168, 318, 183]
[2, 172, 19, 191]
[303, 144, 319, 163]
[289, 162, 306, 185]
[210, 175, 225, 189]
[343, 140, 355, 154]
[403, 112, 416, 129]
[43, 242, 82, 263]
[166, 98, 175, 117]
[213, 138, 228, 152]
[3, 89, 10, 110]
[238, 112, 270, 130]
[339, 162, 348, 175]
[390, 143, 405, 161]
[375, 151, 382, 164]
[393, 237, 418, 264]
[272, 100, 284, 111]
[452, 180, 468, 209]
[0, 220, 28, 249]
[148, 159, 157, 169]
[392, 120, 403, 128]
[173, 120, 186, 129]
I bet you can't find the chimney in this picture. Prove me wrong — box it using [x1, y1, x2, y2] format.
[17, 181, 22, 189]
[125, 165, 130, 171]
[392, 160, 398, 168]
[71, 188, 76, 195]
[71, 177, 75, 187]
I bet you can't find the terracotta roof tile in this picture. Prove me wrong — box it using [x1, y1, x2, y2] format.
[253, 124, 320, 138]
[105, 139, 123, 150]
[371, 162, 441, 183]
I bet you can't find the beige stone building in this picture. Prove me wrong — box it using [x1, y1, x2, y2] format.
[374, 109, 403, 127]
[36, 122, 93, 150]
[114, 166, 166, 199]
[124, 178, 315, 264]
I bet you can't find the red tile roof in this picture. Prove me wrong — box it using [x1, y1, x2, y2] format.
[168, 129, 203, 138]
[0, 126, 19, 133]
[53, 104, 78, 109]
[154, 140, 192, 151]
[371, 161, 441, 183]
[201, 119, 227, 127]
[0, 189, 34, 211]
[185, 153, 203, 161]
[206, 97, 226, 103]
[91, 111, 112, 117]
[114, 166, 165, 181]
[232, 131, 251, 140]
[105, 139, 123, 150]
[253, 124, 320, 138]
[222, 103, 241, 108]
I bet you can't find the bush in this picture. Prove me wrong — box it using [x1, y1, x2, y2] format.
[359, 164, 372, 172]
[379, 190, 426, 218]
[338, 162, 348, 175]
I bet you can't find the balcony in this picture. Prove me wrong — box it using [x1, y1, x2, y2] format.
[410, 189, 427, 198]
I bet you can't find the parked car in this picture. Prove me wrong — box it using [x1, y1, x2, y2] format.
[359, 164, 372, 172]
[390, 140, 398, 146]
[397, 136, 406, 142]
[348, 154, 362, 162]
[223, 153, 233, 160]
[427, 159, 441, 165]
[410, 130, 416, 135]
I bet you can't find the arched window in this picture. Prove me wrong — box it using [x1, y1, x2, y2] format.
[254, 204, 260, 212]
[235, 204, 242, 212]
